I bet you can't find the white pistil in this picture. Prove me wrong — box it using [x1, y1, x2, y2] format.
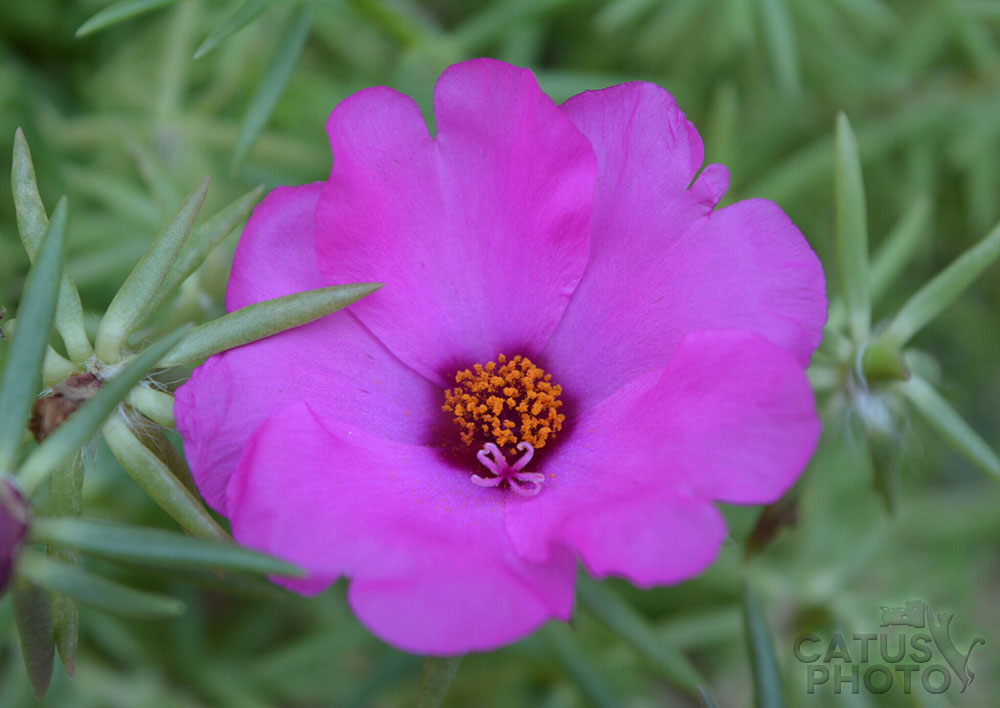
[472, 442, 544, 496]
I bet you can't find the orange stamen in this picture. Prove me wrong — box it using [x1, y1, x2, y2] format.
[442, 354, 565, 452]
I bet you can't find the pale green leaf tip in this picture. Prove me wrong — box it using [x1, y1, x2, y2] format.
[697, 686, 720, 708]
[74, 20, 97, 38]
[192, 41, 212, 60]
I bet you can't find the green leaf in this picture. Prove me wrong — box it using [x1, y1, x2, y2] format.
[415, 655, 463, 708]
[881, 217, 1000, 347]
[158, 282, 381, 367]
[903, 375, 1000, 483]
[48, 458, 83, 677]
[232, 2, 313, 170]
[75, 0, 180, 37]
[577, 574, 703, 693]
[11, 578, 55, 699]
[12, 129, 92, 362]
[697, 685, 721, 708]
[0, 198, 68, 474]
[834, 112, 871, 344]
[827, 195, 931, 332]
[129, 140, 183, 215]
[869, 195, 931, 304]
[760, 0, 801, 96]
[126, 385, 176, 427]
[542, 623, 619, 708]
[48, 459, 82, 519]
[133, 185, 265, 328]
[102, 415, 230, 541]
[132, 425, 198, 496]
[742, 580, 786, 708]
[868, 426, 902, 514]
[49, 575, 79, 678]
[194, 0, 271, 59]
[17, 327, 190, 496]
[345, 0, 428, 47]
[16, 551, 185, 618]
[94, 178, 209, 363]
[30, 517, 303, 577]
[453, 0, 572, 53]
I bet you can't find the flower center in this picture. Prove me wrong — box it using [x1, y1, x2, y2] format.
[442, 354, 565, 494]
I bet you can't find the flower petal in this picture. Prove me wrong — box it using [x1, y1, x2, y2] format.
[314, 58, 597, 384]
[175, 184, 438, 513]
[227, 402, 576, 654]
[506, 330, 819, 584]
[225, 183, 326, 309]
[546, 82, 826, 409]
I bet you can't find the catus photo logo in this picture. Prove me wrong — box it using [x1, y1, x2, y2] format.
[793, 600, 985, 695]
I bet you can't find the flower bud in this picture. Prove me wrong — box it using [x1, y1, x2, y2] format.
[1, 477, 31, 595]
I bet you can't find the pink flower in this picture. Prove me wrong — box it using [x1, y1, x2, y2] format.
[176, 59, 826, 654]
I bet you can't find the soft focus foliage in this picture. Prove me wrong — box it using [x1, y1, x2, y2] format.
[1, 1, 999, 706]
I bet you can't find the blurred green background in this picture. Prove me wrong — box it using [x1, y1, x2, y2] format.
[1, 0, 998, 706]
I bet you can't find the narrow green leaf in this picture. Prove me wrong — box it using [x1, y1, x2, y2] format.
[870, 195, 932, 304]
[158, 282, 381, 367]
[133, 185, 264, 328]
[697, 685, 721, 708]
[577, 575, 703, 693]
[345, 0, 428, 47]
[834, 112, 871, 344]
[126, 385, 176, 427]
[11, 578, 54, 699]
[827, 196, 931, 332]
[132, 425, 198, 496]
[102, 415, 230, 541]
[94, 178, 209, 363]
[0, 198, 68, 473]
[415, 656, 463, 708]
[868, 427, 902, 514]
[48, 460, 82, 519]
[48, 458, 83, 677]
[453, 0, 573, 53]
[17, 327, 190, 496]
[760, 0, 801, 96]
[831, 0, 900, 33]
[16, 551, 184, 618]
[12, 129, 92, 361]
[904, 375, 1000, 483]
[542, 623, 619, 708]
[129, 140, 182, 215]
[61, 164, 161, 227]
[742, 581, 786, 708]
[194, 0, 271, 59]
[30, 517, 303, 577]
[75, 0, 179, 37]
[50, 573, 80, 678]
[232, 2, 313, 169]
[882, 217, 1000, 347]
